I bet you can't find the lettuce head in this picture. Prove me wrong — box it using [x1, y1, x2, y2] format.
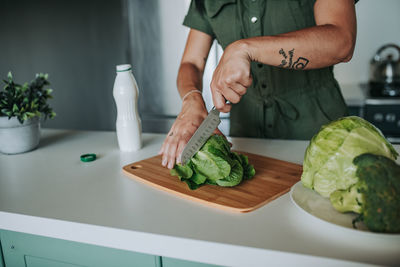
[301, 116, 398, 197]
[171, 135, 255, 190]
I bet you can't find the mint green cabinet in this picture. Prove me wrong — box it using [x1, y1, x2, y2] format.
[0, 230, 223, 267]
[0, 230, 160, 267]
[162, 257, 222, 267]
[24, 256, 81, 267]
[0, 239, 5, 267]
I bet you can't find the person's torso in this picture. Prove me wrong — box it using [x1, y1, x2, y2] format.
[201, 0, 348, 139]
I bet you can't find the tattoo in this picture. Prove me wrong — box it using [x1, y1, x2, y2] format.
[288, 49, 294, 68]
[292, 57, 309, 70]
[278, 48, 287, 67]
[278, 48, 309, 70]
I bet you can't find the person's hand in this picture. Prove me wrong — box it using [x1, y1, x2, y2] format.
[210, 40, 253, 113]
[159, 93, 224, 169]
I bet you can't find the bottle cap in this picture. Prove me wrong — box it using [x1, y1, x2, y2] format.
[80, 153, 97, 162]
[116, 64, 132, 72]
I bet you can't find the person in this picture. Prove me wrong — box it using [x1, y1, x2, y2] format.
[159, 0, 357, 169]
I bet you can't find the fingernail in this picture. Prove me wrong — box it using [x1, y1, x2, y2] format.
[162, 158, 167, 166]
[168, 161, 174, 169]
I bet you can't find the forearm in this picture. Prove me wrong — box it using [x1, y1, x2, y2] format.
[240, 24, 355, 70]
[177, 62, 205, 102]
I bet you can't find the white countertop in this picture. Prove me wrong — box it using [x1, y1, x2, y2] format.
[1, 129, 399, 267]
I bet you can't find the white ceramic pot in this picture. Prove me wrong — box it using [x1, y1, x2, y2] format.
[0, 116, 40, 154]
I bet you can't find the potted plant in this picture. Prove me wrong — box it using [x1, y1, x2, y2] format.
[0, 72, 55, 154]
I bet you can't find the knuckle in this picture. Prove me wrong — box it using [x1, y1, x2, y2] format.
[233, 71, 244, 80]
[173, 125, 181, 132]
[178, 139, 188, 150]
[216, 80, 224, 89]
[224, 77, 233, 85]
[231, 95, 240, 104]
[245, 76, 253, 87]
[167, 149, 176, 158]
[210, 80, 216, 89]
[238, 87, 247, 95]
[215, 103, 224, 110]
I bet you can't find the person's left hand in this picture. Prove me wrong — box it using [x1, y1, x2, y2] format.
[210, 40, 253, 113]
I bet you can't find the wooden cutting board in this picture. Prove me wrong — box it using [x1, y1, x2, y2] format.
[122, 152, 302, 213]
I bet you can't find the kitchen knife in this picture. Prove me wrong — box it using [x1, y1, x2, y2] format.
[180, 107, 221, 165]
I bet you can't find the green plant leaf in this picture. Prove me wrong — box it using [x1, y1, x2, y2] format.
[21, 83, 29, 92]
[7, 72, 13, 82]
[1, 72, 55, 122]
[26, 112, 36, 118]
[12, 103, 19, 112]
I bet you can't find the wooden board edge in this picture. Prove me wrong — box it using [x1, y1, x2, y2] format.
[241, 188, 291, 213]
[234, 150, 303, 168]
[122, 168, 261, 213]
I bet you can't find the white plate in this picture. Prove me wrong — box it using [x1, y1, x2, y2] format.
[289, 181, 370, 232]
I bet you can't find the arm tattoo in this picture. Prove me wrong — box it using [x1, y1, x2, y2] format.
[278, 48, 309, 70]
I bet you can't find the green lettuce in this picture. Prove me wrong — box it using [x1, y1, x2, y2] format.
[301, 116, 398, 197]
[171, 135, 256, 190]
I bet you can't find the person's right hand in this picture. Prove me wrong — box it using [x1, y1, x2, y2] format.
[210, 40, 253, 113]
[159, 93, 209, 169]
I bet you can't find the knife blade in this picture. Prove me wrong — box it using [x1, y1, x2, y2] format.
[180, 107, 221, 165]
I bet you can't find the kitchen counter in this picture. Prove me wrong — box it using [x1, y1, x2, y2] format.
[0, 129, 399, 266]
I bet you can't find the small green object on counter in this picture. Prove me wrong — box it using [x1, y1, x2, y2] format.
[80, 153, 96, 162]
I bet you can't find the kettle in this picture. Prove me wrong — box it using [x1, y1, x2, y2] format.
[369, 43, 400, 84]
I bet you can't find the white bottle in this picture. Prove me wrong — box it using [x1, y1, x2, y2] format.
[113, 64, 142, 151]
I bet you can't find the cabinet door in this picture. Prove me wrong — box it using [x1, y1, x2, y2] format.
[162, 257, 222, 267]
[0, 239, 5, 267]
[0, 230, 159, 267]
[25, 256, 82, 267]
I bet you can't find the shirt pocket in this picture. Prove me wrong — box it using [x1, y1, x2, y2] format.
[204, 0, 239, 49]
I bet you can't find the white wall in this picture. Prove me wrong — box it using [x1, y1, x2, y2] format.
[158, 0, 218, 114]
[334, 0, 400, 85]
[158, 0, 191, 115]
[157, 0, 230, 133]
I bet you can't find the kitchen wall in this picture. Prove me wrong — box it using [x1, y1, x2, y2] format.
[0, 0, 202, 133]
[0, 0, 127, 131]
[334, 0, 400, 85]
[1, 0, 399, 133]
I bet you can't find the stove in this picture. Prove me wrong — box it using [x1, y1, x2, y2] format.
[361, 83, 400, 143]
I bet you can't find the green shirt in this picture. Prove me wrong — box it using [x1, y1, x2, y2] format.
[183, 0, 349, 140]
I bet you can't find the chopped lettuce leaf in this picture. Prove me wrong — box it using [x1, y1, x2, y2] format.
[216, 160, 243, 187]
[171, 135, 256, 190]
